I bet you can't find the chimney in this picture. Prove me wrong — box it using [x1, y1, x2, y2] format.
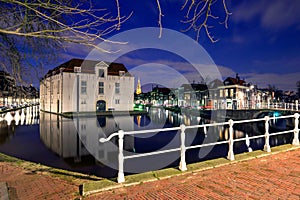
[236, 73, 240, 84]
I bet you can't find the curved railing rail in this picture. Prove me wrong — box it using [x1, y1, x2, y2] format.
[99, 113, 300, 183]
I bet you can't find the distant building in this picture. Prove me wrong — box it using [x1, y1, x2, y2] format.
[150, 85, 172, 106]
[136, 78, 142, 95]
[40, 59, 134, 113]
[176, 83, 208, 108]
[0, 71, 39, 106]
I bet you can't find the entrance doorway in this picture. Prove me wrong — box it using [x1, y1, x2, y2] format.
[96, 100, 106, 111]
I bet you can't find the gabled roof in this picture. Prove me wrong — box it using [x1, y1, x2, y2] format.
[152, 86, 171, 95]
[44, 58, 129, 78]
[224, 77, 246, 86]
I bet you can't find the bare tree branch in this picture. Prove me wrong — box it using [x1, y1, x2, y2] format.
[181, 0, 231, 42]
[156, 0, 163, 38]
[0, 0, 132, 84]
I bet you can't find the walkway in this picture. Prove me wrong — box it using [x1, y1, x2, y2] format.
[0, 163, 79, 199]
[87, 148, 300, 200]
[0, 147, 300, 199]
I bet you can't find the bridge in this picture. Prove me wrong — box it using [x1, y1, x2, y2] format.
[100, 112, 300, 183]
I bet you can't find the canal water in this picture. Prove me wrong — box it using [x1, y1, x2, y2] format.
[0, 106, 295, 178]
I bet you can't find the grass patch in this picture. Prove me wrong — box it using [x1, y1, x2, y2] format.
[125, 171, 156, 184]
[234, 150, 265, 160]
[271, 144, 294, 152]
[81, 179, 117, 196]
[0, 153, 21, 163]
[188, 161, 214, 171]
[205, 158, 230, 166]
[153, 168, 181, 179]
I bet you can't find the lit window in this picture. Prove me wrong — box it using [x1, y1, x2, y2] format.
[219, 90, 223, 97]
[115, 83, 120, 94]
[81, 81, 87, 94]
[98, 82, 104, 94]
[230, 89, 234, 97]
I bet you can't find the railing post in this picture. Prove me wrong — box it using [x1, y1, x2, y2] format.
[117, 130, 125, 183]
[292, 113, 299, 146]
[227, 119, 235, 161]
[204, 125, 207, 137]
[179, 124, 187, 171]
[263, 116, 271, 152]
[285, 103, 286, 110]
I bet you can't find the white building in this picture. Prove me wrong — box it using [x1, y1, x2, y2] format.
[40, 59, 134, 113]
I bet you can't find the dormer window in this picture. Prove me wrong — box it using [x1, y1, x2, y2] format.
[119, 71, 125, 76]
[99, 69, 105, 77]
[74, 67, 81, 73]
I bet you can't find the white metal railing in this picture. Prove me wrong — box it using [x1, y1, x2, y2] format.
[99, 113, 300, 183]
[210, 102, 300, 111]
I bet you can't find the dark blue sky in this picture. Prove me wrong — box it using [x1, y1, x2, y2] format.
[56, 0, 300, 91]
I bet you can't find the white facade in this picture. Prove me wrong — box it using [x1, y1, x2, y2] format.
[40, 59, 134, 113]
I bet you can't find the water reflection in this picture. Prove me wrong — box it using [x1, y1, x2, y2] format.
[0, 106, 39, 144]
[39, 112, 135, 173]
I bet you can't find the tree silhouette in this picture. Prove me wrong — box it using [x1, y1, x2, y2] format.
[0, 0, 230, 84]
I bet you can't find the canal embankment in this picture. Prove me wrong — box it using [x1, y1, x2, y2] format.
[1, 144, 299, 198]
[40, 109, 148, 118]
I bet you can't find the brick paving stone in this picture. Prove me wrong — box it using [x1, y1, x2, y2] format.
[86, 149, 300, 200]
[0, 162, 79, 200]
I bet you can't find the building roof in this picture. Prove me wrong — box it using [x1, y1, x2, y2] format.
[43, 58, 130, 78]
[180, 83, 208, 91]
[224, 77, 246, 86]
[208, 79, 224, 89]
[152, 86, 171, 95]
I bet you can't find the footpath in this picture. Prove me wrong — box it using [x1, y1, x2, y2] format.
[1, 145, 300, 199]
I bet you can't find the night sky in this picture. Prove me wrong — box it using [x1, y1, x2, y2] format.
[54, 0, 300, 91]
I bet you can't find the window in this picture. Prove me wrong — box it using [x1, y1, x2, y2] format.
[219, 90, 223, 97]
[57, 81, 60, 94]
[115, 82, 120, 94]
[115, 99, 120, 104]
[98, 82, 104, 94]
[225, 89, 228, 97]
[50, 83, 53, 94]
[119, 71, 125, 76]
[99, 69, 105, 77]
[81, 81, 87, 94]
[230, 89, 234, 97]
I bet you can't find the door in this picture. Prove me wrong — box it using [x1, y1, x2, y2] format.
[96, 100, 106, 111]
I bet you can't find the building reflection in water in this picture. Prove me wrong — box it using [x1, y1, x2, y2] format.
[0, 106, 39, 144]
[39, 112, 134, 170]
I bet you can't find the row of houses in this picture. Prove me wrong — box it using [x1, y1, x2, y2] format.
[0, 71, 39, 107]
[40, 59, 297, 113]
[135, 74, 276, 110]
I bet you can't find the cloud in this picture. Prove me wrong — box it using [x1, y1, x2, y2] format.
[241, 72, 300, 91]
[232, 0, 300, 30]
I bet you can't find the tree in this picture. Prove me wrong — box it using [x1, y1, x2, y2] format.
[0, 0, 130, 84]
[0, 0, 230, 84]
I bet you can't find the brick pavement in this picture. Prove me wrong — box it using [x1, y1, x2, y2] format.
[0, 149, 300, 199]
[0, 163, 79, 200]
[86, 149, 300, 200]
